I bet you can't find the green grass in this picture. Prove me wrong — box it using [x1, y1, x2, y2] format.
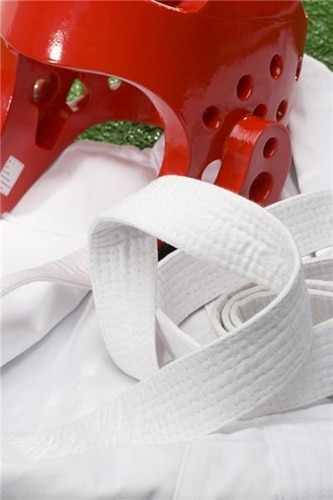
[303, 0, 333, 71]
[77, 0, 332, 148]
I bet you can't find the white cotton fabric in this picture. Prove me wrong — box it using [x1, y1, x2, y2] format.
[3, 183, 331, 460]
[1, 55, 333, 499]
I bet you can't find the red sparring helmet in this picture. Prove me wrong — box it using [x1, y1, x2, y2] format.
[0, 0, 307, 212]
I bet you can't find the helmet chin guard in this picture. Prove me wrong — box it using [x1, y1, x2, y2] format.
[1, 0, 307, 212]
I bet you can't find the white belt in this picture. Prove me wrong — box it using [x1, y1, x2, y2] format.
[2, 177, 332, 460]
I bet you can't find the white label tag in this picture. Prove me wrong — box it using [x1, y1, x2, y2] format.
[0, 156, 25, 196]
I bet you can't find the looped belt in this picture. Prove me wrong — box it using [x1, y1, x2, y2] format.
[2, 177, 332, 460]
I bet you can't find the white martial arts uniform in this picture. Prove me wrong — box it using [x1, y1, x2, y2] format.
[1, 55, 332, 499]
